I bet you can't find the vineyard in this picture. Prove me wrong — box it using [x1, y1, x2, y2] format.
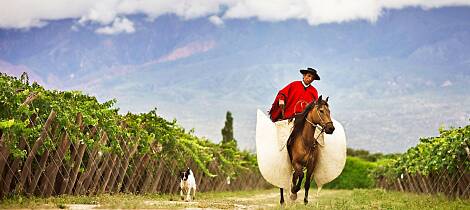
[374, 123, 470, 198]
[0, 72, 268, 198]
[1, 71, 469, 204]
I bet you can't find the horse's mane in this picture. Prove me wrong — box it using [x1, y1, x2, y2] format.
[287, 98, 328, 147]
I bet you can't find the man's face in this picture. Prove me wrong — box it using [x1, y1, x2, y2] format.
[303, 73, 314, 85]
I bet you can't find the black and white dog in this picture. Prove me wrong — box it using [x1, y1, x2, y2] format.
[179, 168, 196, 201]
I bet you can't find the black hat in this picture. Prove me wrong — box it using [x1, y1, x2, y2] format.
[300, 67, 320, 80]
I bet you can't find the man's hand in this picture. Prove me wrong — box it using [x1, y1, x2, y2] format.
[279, 100, 285, 118]
[279, 100, 285, 109]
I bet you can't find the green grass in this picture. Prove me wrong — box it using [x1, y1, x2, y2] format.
[1, 188, 469, 209]
[278, 189, 470, 210]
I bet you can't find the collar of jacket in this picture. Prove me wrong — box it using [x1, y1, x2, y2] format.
[301, 80, 310, 88]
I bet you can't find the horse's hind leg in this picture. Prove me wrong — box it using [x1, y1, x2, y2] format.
[280, 188, 285, 205]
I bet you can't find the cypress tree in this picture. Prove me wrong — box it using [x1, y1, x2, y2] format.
[221, 111, 235, 144]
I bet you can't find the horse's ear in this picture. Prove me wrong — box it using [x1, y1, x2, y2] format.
[186, 168, 191, 175]
[326, 96, 329, 102]
[318, 95, 322, 102]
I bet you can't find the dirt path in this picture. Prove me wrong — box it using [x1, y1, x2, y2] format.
[1, 188, 468, 209]
[105, 189, 332, 209]
[141, 190, 281, 209]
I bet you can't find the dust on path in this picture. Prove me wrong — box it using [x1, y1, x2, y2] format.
[58, 189, 322, 209]
[67, 204, 100, 210]
[139, 190, 280, 209]
[141, 189, 318, 209]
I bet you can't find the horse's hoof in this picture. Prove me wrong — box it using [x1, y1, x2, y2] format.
[291, 186, 300, 193]
[304, 198, 308, 205]
[290, 193, 297, 201]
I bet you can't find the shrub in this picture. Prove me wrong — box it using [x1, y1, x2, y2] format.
[321, 157, 377, 189]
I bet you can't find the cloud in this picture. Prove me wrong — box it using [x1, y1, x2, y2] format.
[1, 1, 470, 30]
[0, 1, 95, 29]
[157, 41, 216, 63]
[95, 17, 135, 35]
[441, 80, 452, 87]
[209, 15, 224, 26]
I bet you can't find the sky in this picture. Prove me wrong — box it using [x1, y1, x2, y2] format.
[3, 1, 470, 31]
[1, 1, 470, 153]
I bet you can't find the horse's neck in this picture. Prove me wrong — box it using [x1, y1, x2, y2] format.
[301, 113, 317, 148]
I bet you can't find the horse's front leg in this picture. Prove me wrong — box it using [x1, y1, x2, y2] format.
[280, 188, 285, 205]
[290, 163, 304, 200]
[303, 162, 315, 205]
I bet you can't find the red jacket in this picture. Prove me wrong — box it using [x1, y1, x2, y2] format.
[269, 81, 318, 122]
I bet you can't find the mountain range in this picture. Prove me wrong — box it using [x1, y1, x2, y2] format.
[1, 7, 469, 153]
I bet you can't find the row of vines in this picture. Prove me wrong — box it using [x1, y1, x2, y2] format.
[374, 123, 470, 198]
[0, 72, 268, 198]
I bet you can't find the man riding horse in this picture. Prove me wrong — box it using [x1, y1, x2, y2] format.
[256, 67, 346, 206]
[267, 67, 336, 205]
[269, 67, 320, 122]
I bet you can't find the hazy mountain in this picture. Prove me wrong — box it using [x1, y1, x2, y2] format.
[1, 7, 469, 153]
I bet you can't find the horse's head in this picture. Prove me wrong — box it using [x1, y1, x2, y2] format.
[288, 95, 336, 149]
[307, 95, 335, 134]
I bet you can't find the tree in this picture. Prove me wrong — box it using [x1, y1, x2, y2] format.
[221, 111, 236, 144]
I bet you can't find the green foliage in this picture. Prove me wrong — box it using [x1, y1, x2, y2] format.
[373, 123, 470, 179]
[323, 157, 377, 189]
[0, 72, 257, 177]
[347, 148, 400, 162]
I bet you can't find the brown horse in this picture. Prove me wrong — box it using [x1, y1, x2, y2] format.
[279, 95, 335, 205]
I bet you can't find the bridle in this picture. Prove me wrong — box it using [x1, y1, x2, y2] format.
[305, 103, 333, 147]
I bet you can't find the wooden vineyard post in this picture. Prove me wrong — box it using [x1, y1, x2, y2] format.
[404, 173, 416, 193]
[160, 166, 173, 193]
[0, 134, 11, 196]
[195, 168, 203, 191]
[43, 131, 71, 197]
[82, 132, 108, 195]
[74, 130, 107, 195]
[98, 153, 118, 194]
[58, 143, 76, 195]
[106, 156, 122, 193]
[140, 159, 157, 194]
[1, 137, 27, 196]
[149, 160, 165, 193]
[65, 143, 86, 194]
[88, 153, 109, 195]
[27, 150, 49, 195]
[113, 139, 138, 193]
[435, 170, 448, 194]
[66, 126, 96, 195]
[397, 178, 404, 192]
[417, 174, 430, 194]
[125, 154, 150, 193]
[58, 113, 83, 195]
[16, 110, 56, 194]
[456, 163, 470, 198]
[169, 165, 181, 194]
[445, 169, 461, 197]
